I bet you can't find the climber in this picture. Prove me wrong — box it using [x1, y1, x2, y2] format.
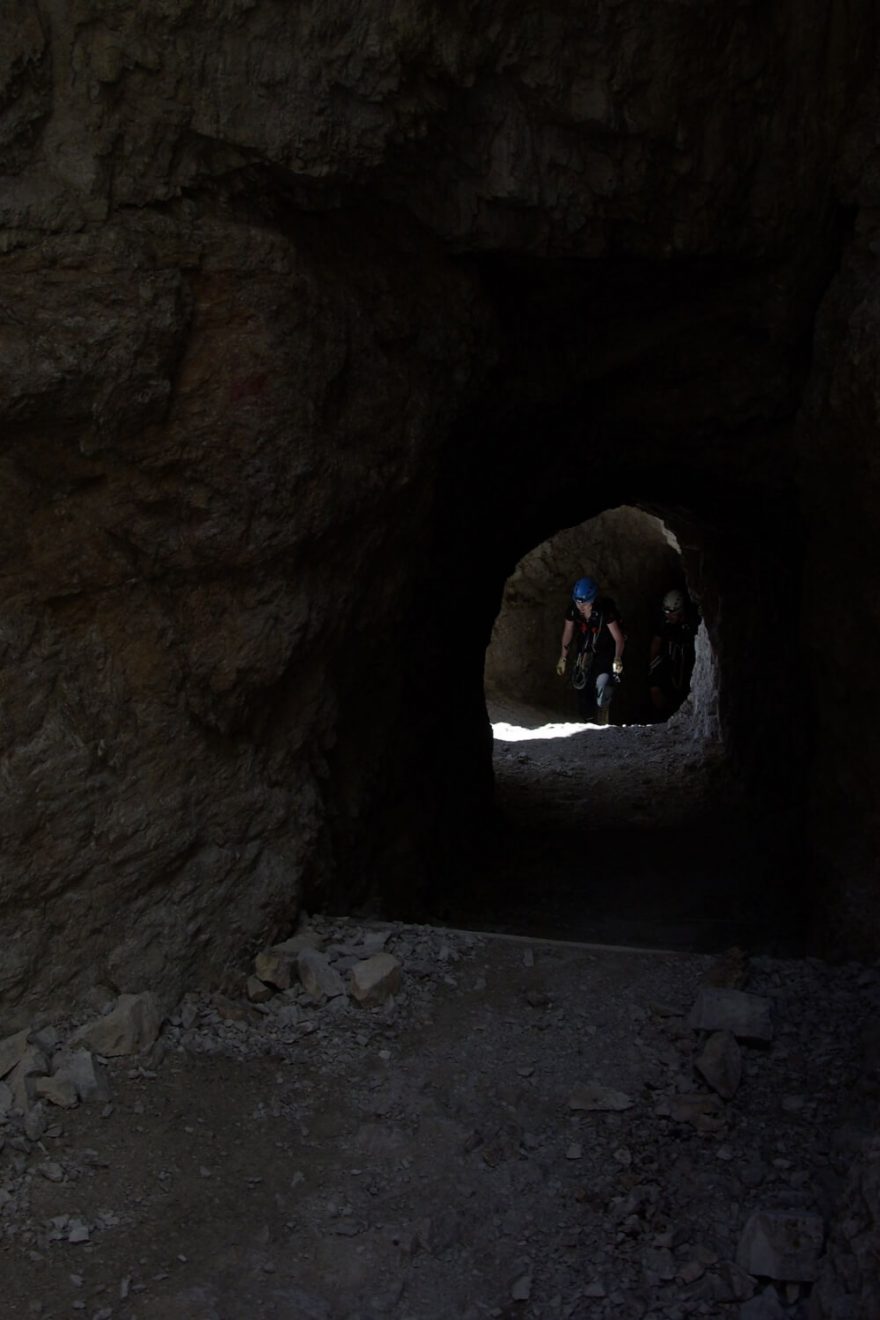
[556, 576, 625, 723]
[647, 587, 700, 718]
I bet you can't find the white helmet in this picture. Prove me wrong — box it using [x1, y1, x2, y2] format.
[662, 589, 686, 614]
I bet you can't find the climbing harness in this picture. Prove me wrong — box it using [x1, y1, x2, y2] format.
[570, 605, 605, 690]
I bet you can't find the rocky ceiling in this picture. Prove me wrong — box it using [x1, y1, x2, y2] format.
[2, 1, 879, 1013]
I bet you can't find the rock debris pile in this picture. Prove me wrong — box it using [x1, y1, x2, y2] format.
[0, 917, 877, 1319]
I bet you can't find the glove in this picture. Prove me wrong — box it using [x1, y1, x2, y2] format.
[612, 658, 624, 679]
[555, 656, 567, 677]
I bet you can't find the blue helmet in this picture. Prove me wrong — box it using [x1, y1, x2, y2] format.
[572, 576, 599, 603]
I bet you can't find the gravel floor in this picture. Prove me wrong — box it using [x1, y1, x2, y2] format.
[2, 912, 877, 1320]
[441, 698, 808, 955]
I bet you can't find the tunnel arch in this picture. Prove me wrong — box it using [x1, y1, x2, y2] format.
[363, 392, 812, 939]
[484, 503, 706, 727]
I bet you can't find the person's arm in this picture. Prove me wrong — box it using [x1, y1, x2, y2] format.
[649, 633, 663, 663]
[556, 618, 575, 675]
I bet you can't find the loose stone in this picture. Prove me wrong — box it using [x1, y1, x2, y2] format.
[349, 954, 402, 1007]
[739, 1284, 790, 1318]
[657, 1094, 726, 1133]
[736, 1209, 825, 1282]
[568, 1085, 633, 1112]
[694, 1030, 742, 1099]
[246, 976, 274, 1004]
[297, 949, 345, 1000]
[34, 1076, 79, 1109]
[73, 993, 161, 1057]
[254, 949, 293, 990]
[51, 1049, 110, 1104]
[511, 1274, 532, 1301]
[8, 1046, 50, 1113]
[687, 988, 773, 1042]
[0, 1029, 31, 1079]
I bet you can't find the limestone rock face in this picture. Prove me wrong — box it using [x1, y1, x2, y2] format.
[1, 1, 879, 1011]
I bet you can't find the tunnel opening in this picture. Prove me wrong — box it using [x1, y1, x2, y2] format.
[415, 504, 804, 954]
[376, 455, 813, 956]
[320, 236, 828, 963]
[351, 470, 814, 960]
[484, 504, 704, 728]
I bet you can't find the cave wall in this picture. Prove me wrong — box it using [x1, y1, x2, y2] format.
[0, 202, 494, 1008]
[796, 124, 880, 952]
[2, 1, 879, 1011]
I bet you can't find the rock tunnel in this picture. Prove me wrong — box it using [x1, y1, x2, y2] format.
[2, 1, 880, 1020]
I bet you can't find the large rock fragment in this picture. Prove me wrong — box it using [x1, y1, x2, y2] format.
[349, 954, 401, 1006]
[246, 975, 274, 1004]
[688, 988, 773, 1041]
[568, 1085, 633, 1112]
[740, 1287, 789, 1319]
[695, 1030, 742, 1099]
[736, 1209, 824, 1282]
[0, 1028, 31, 1079]
[34, 1074, 79, 1109]
[297, 949, 345, 1000]
[7, 1045, 49, 1112]
[49, 1048, 110, 1103]
[706, 1260, 756, 1302]
[657, 1093, 726, 1133]
[272, 932, 325, 957]
[809, 1136, 880, 1318]
[254, 949, 292, 991]
[72, 993, 161, 1056]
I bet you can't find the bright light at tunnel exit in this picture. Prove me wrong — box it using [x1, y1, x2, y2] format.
[491, 720, 612, 742]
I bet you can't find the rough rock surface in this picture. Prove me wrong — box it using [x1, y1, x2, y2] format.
[0, 915, 877, 1319]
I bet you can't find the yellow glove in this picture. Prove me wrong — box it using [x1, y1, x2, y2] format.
[612, 658, 624, 677]
[555, 656, 567, 677]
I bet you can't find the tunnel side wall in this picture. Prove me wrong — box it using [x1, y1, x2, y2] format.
[0, 209, 495, 1012]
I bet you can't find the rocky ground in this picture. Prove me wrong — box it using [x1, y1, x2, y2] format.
[1, 702, 877, 1319]
[2, 919, 878, 1319]
[459, 698, 805, 955]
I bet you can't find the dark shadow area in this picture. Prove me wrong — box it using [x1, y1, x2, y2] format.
[427, 698, 810, 957]
[332, 236, 826, 954]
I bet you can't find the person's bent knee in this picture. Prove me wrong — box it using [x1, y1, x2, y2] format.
[596, 671, 614, 707]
